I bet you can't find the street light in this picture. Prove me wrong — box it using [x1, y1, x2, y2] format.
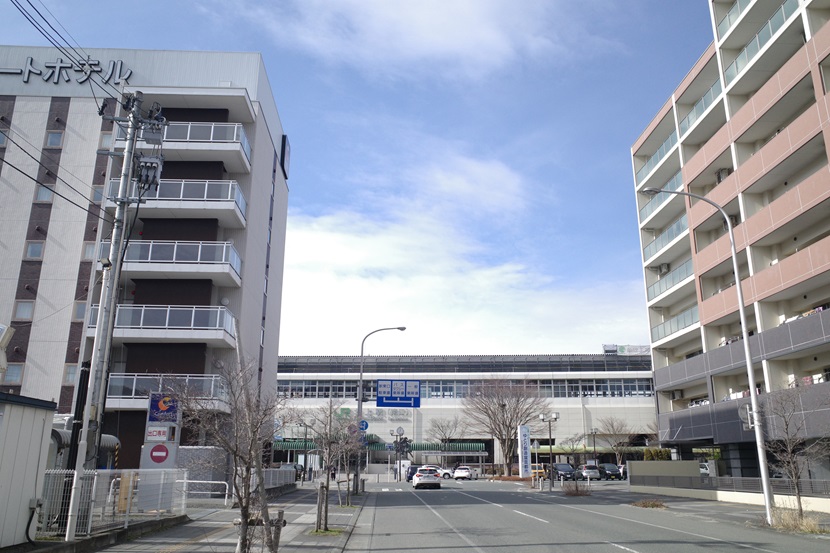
[641, 187, 774, 525]
[540, 412, 559, 492]
[591, 427, 598, 460]
[354, 326, 406, 491]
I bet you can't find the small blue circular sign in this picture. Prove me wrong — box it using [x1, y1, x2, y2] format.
[358, 420, 369, 431]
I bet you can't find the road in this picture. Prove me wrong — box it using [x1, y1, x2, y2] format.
[347, 478, 830, 553]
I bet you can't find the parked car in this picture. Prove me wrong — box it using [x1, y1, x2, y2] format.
[574, 464, 601, 480]
[551, 463, 575, 480]
[406, 465, 419, 482]
[420, 464, 453, 479]
[278, 463, 305, 480]
[699, 462, 710, 476]
[453, 465, 478, 480]
[598, 463, 622, 480]
[412, 467, 442, 489]
[530, 463, 546, 479]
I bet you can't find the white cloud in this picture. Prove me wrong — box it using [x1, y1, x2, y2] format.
[278, 208, 649, 355]
[233, 0, 618, 80]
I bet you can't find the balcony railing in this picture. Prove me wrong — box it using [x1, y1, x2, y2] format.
[643, 214, 689, 261]
[108, 178, 247, 219]
[639, 170, 683, 222]
[102, 240, 241, 276]
[635, 131, 678, 184]
[724, 0, 799, 85]
[679, 78, 722, 136]
[651, 305, 699, 342]
[89, 305, 235, 336]
[717, 0, 753, 38]
[647, 258, 694, 301]
[117, 122, 251, 162]
[107, 373, 228, 402]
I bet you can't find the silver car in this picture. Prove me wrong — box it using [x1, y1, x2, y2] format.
[574, 464, 601, 480]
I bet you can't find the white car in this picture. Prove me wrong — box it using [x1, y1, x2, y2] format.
[453, 466, 477, 480]
[412, 467, 442, 489]
[420, 464, 453, 479]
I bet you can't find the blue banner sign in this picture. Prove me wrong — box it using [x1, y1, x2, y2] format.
[376, 379, 420, 408]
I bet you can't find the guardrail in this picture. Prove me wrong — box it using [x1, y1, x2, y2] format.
[631, 474, 830, 498]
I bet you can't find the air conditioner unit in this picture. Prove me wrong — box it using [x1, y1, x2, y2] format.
[715, 168, 731, 183]
[658, 263, 670, 275]
[722, 215, 739, 231]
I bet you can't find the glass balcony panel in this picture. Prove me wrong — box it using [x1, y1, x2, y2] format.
[197, 243, 222, 263]
[168, 307, 194, 328]
[651, 306, 699, 342]
[205, 180, 230, 200]
[643, 214, 689, 261]
[235, 187, 248, 216]
[188, 123, 213, 141]
[142, 307, 169, 327]
[176, 243, 200, 262]
[717, 0, 753, 38]
[635, 131, 678, 184]
[151, 242, 176, 262]
[724, 0, 799, 85]
[639, 170, 682, 221]
[679, 79, 722, 136]
[211, 124, 236, 141]
[135, 375, 161, 397]
[108, 375, 134, 397]
[115, 306, 144, 327]
[164, 123, 189, 141]
[192, 308, 217, 329]
[155, 180, 182, 199]
[124, 242, 151, 262]
[647, 258, 694, 300]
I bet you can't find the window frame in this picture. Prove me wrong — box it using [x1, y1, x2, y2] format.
[34, 184, 55, 203]
[25, 241, 45, 260]
[2, 363, 23, 384]
[13, 300, 34, 320]
[44, 130, 64, 149]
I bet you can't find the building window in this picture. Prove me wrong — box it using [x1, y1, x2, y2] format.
[35, 185, 54, 202]
[99, 132, 112, 149]
[73, 301, 86, 321]
[82, 241, 96, 260]
[63, 364, 78, 385]
[2, 363, 23, 384]
[0, 131, 7, 148]
[91, 185, 104, 204]
[25, 241, 44, 260]
[45, 130, 63, 148]
[13, 300, 34, 320]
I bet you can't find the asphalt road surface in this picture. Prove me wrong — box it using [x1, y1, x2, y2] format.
[346, 479, 830, 553]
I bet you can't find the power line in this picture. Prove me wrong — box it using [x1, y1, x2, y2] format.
[0, 127, 100, 204]
[0, 157, 114, 224]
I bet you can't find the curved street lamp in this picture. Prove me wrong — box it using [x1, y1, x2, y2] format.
[641, 187, 773, 525]
[354, 326, 406, 491]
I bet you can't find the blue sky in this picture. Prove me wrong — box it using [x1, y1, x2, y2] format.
[1, 1, 714, 356]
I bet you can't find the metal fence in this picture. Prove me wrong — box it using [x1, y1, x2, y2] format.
[38, 469, 187, 539]
[632, 474, 830, 498]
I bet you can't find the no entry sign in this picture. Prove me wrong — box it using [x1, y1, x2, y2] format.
[150, 443, 169, 464]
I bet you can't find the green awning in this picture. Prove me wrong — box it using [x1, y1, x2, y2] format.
[273, 440, 317, 450]
[411, 442, 486, 452]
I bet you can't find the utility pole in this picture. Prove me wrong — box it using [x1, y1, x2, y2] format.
[65, 91, 164, 541]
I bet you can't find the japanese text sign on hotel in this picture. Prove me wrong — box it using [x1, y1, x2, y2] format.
[376, 379, 420, 408]
[0, 56, 131, 85]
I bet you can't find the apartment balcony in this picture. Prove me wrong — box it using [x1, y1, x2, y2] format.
[716, 0, 753, 40]
[646, 258, 696, 304]
[105, 178, 247, 228]
[634, 130, 679, 185]
[87, 304, 236, 348]
[105, 372, 229, 412]
[116, 122, 251, 173]
[643, 214, 690, 264]
[722, 0, 802, 95]
[101, 240, 242, 287]
[651, 305, 699, 344]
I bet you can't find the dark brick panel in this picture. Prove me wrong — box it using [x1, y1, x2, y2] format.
[131, 279, 212, 305]
[124, 343, 207, 374]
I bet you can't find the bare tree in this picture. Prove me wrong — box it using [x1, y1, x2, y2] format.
[427, 415, 466, 450]
[300, 399, 360, 530]
[558, 433, 586, 466]
[176, 358, 285, 553]
[760, 384, 830, 520]
[597, 416, 634, 465]
[462, 380, 549, 475]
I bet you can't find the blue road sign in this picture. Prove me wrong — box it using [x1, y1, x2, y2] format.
[359, 420, 369, 431]
[376, 379, 420, 408]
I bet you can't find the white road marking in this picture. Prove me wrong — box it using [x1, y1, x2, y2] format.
[512, 510, 548, 523]
[411, 493, 487, 553]
[608, 542, 640, 552]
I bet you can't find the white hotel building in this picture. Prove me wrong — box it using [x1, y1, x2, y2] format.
[0, 46, 289, 469]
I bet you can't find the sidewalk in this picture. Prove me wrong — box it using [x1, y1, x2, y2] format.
[0, 481, 366, 553]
